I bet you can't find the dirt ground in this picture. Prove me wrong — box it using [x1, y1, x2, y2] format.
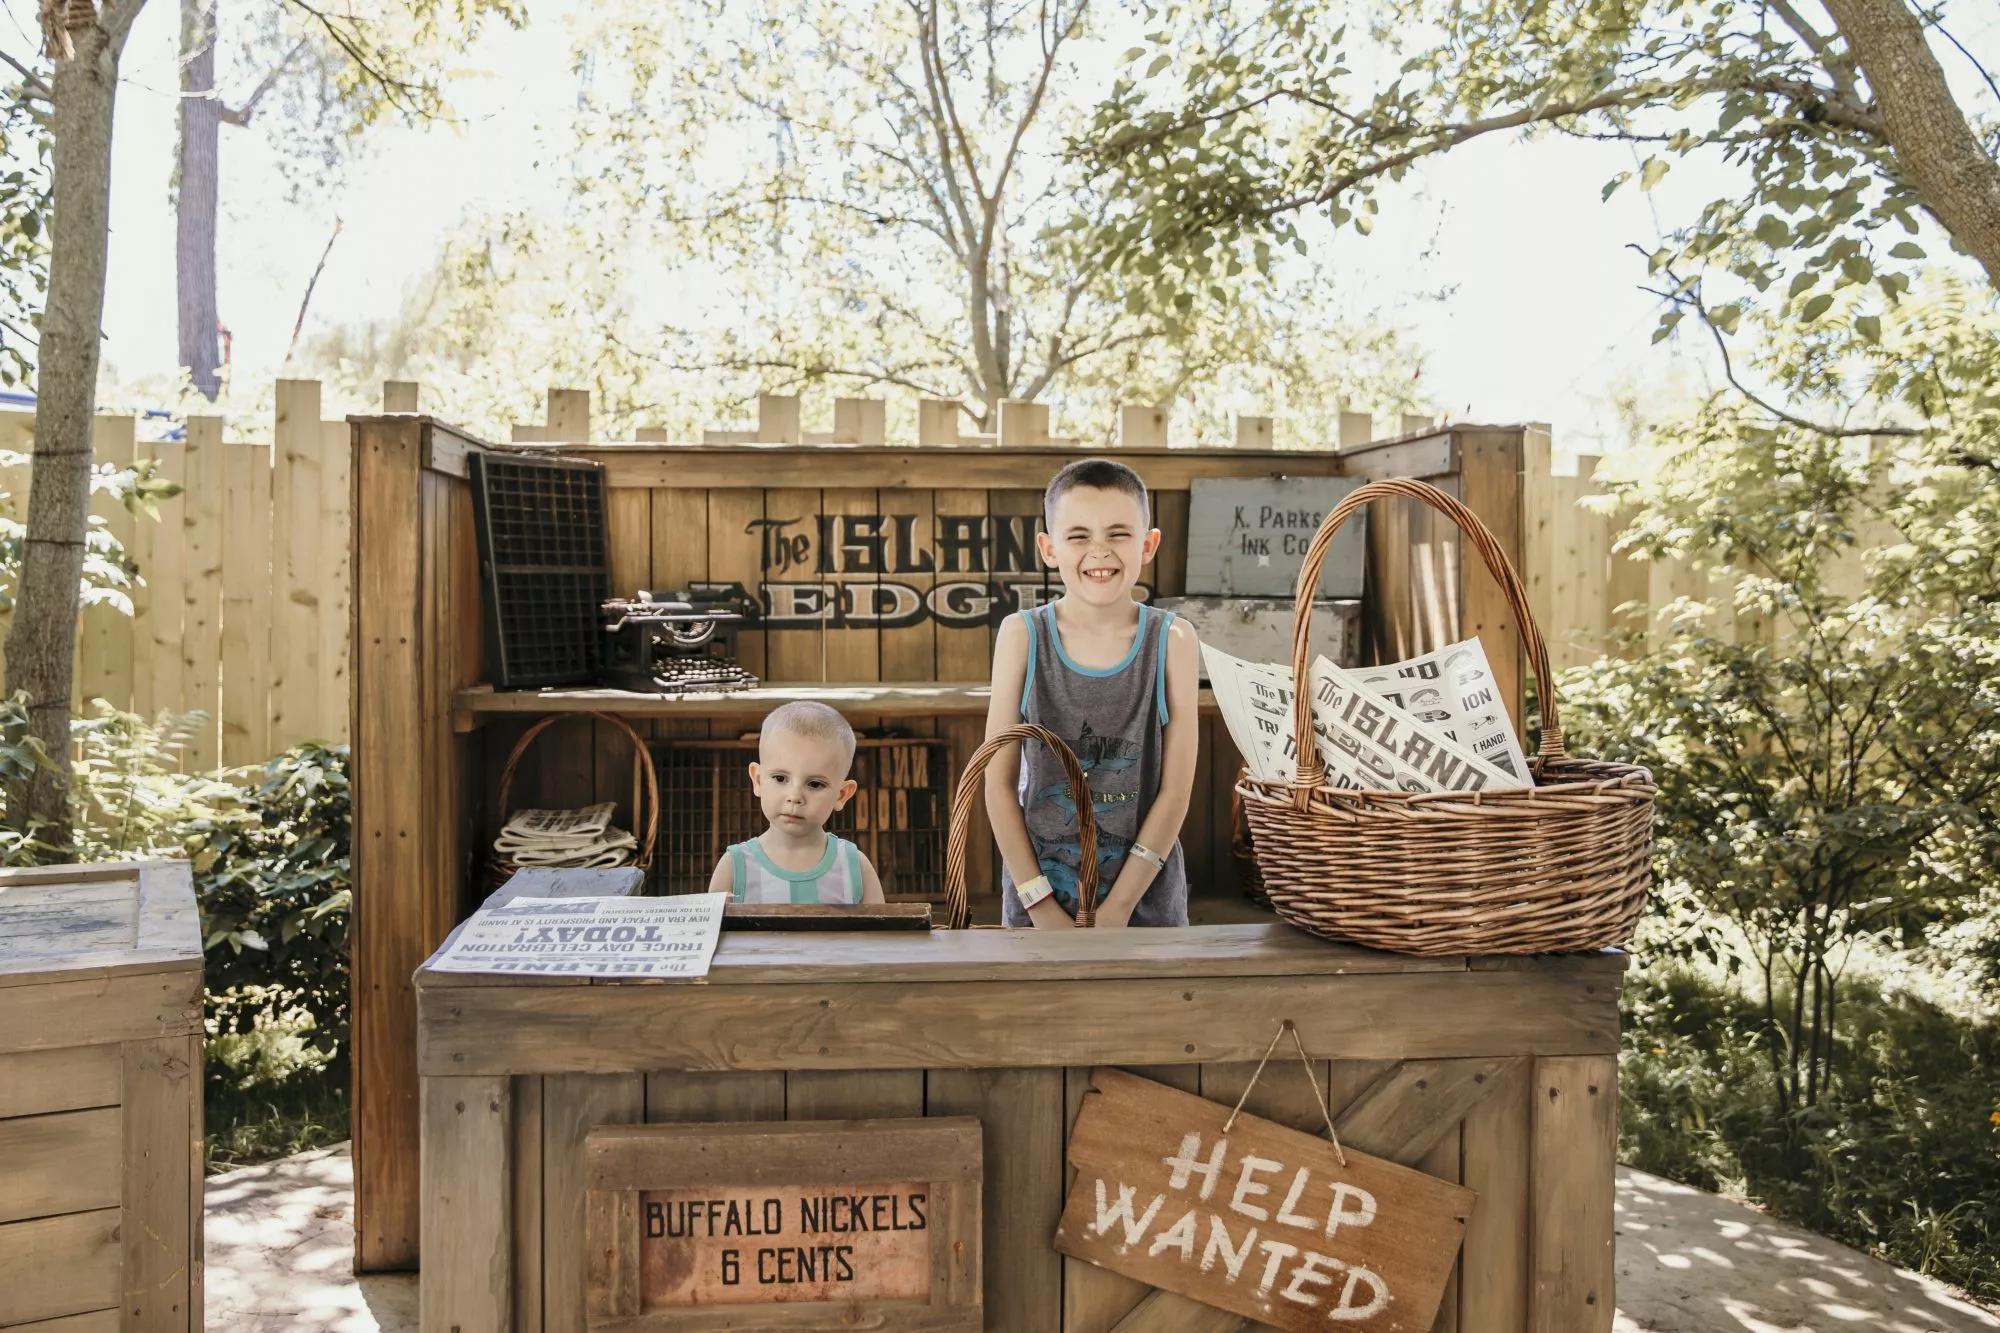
[203, 1145, 2000, 1332]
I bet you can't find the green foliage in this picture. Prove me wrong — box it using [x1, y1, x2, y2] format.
[1074, 0, 1993, 329]
[0, 451, 180, 614]
[0, 93, 48, 387]
[1622, 960, 2000, 1298]
[302, 0, 1424, 448]
[1562, 280, 2000, 1112]
[196, 743, 351, 1059]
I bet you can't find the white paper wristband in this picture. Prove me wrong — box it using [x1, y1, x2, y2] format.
[1013, 874, 1055, 909]
[1127, 842, 1167, 869]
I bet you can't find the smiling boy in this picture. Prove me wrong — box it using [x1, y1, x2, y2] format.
[709, 701, 887, 904]
[984, 458, 1200, 928]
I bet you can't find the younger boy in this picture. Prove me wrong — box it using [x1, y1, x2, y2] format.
[984, 458, 1200, 928]
[708, 701, 886, 904]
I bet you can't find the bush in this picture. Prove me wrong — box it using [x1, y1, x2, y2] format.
[1622, 957, 2000, 1297]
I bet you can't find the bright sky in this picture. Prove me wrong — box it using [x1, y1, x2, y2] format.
[55, 0, 2000, 452]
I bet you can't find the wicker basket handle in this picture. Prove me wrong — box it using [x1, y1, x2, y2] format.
[1288, 478, 1560, 793]
[495, 711, 661, 869]
[944, 724, 1099, 930]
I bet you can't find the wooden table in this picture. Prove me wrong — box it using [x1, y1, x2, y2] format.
[453, 682, 1224, 727]
[416, 923, 1624, 1333]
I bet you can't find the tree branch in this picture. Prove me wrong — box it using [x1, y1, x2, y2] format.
[0, 49, 50, 101]
[220, 37, 307, 126]
[1820, 0, 2000, 289]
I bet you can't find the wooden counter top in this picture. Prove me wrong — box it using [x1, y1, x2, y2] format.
[415, 922, 1626, 1075]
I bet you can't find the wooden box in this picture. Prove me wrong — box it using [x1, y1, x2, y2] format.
[0, 860, 204, 1331]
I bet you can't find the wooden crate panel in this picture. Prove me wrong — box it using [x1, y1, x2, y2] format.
[0, 1106, 120, 1224]
[5, 1307, 122, 1331]
[0, 1046, 120, 1119]
[0, 1208, 121, 1325]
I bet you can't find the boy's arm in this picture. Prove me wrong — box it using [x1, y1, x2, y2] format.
[1095, 617, 1201, 927]
[984, 614, 1072, 929]
[706, 853, 734, 897]
[857, 852, 886, 904]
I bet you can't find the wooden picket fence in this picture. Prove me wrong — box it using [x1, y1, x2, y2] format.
[0, 379, 395, 771]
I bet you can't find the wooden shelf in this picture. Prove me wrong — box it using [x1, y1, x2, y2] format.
[454, 682, 1221, 724]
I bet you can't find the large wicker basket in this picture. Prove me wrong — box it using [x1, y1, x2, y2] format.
[944, 724, 1098, 929]
[490, 711, 660, 883]
[1239, 478, 1654, 956]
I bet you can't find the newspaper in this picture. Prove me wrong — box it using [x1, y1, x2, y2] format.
[1306, 657, 1518, 793]
[1343, 639, 1534, 784]
[428, 893, 727, 978]
[494, 802, 640, 868]
[1206, 641, 1529, 794]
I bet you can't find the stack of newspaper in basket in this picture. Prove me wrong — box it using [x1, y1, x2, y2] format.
[493, 802, 639, 869]
[1205, 638, 1535, 792]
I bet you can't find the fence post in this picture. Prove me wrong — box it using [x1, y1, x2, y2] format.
[917, 399, 961, 446]
[220, 437, 273, 765]
[831, 397, 886, 445]
[181, 416, 225, 770]
[1339, 411, 1374, 449]
[1232, 415, 1272, 450]
[271, 380, 325, 752]
[757, 394, 801, 445]
[382, 381, 420, 414]
[546, 388, 591, 441]
[997, 399, 1046, 447]
[77, 413, 137, 715]
[1119, 404, 1168, 449]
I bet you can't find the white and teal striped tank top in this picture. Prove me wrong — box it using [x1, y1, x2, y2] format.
[726, 835, 866, 904]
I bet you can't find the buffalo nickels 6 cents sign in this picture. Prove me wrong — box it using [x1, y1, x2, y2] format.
[1055, 1068, 1472, 1331]
[583, 1119, 982, 1330]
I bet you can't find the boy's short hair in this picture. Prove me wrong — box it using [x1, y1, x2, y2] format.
[759, 701, 857, 770]
[1044, 457, 1151, 529]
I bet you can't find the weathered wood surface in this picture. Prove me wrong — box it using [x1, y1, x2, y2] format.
[0, 1106, 120, 1225]
[0, 1208, 121, 1326]
[0, 861, 201, 984]
[420, 1075, 513, 1333]
[0, 970, 203, 1053]
[1185, 476, 1367, 598]
[419, 923, 1504, 988]
[0, 1044, 121, 1118]
[421, 964, 1621, 1076]
[1058, 1068, 1472, 1333]
[123, 1034, 201, 1333]
[1530, 1057, 1617, 1333]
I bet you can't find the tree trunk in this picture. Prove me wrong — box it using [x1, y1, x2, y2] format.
[177, 0, 222, 399]
[1821, 0, 2000, 291]
[4, 0, 146, 852]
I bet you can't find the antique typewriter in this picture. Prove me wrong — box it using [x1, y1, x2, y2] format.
[600, 589, 760, 694]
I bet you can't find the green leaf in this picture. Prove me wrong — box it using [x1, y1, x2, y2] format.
[1854, 314, 1881, 343]
[1145, 53, 1172, 78]
[1640, 158, 1670, 191]
[1602, 171, 1631, 202]
[1801, 293, 1834, 321]
[1888, 241, 1925, 260]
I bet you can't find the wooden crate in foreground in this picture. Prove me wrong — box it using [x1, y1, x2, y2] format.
[0, 860, 204, 1332]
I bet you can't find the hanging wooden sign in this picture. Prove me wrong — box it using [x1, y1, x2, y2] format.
[1055, 1068, 1472, 1332]
[583, 1118, 981, 1330]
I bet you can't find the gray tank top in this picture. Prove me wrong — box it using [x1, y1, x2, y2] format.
[1000, 601, 1189, 927]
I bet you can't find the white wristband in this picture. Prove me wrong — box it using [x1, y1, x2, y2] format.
[1127, 842, 1167, 869]
[1013, 875, 1055, 909]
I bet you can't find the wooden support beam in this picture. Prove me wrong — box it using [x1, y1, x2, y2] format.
[545, 388, 591, 442]
[757, 393, 802, 446]
[997, 399, 1048, 447]
[1231, 414, 1272, 450]
[831, 397, 887, 445]
[1400, 413, 1437, 436]
[917, 398, 961, 446]
[382, 381, 420, 414]
[1339, 410, 1374, 449]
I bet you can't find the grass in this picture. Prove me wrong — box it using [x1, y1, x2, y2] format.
[1621, 959, 2000, 1300]
[204, 1055, 349, 1176]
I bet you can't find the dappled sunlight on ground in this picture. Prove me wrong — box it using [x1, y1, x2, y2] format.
[1614, 1168, 2000, 1333]
[203, 1146, 2000, 1331]
[204, 1144, 415, 1332]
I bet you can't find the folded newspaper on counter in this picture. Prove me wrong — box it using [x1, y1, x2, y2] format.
[1204, 640, 1532, 794]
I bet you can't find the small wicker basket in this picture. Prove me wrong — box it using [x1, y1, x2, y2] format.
[1239, 478, 1655, 956]
[490, 711, 660, 882]
[944, 724, 1098, 929]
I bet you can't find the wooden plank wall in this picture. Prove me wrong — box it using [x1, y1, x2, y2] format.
[0, 381, 361, 771]
[352, 416, 483, 1272]
[497, 1055, 1611, 1333]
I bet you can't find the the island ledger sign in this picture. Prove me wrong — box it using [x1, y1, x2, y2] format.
[1056, 1068, 1474, 1332]
[583, 1119, 982, 1330]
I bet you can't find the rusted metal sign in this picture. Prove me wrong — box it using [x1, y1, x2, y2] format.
[1055, 1068, 1472, 1332]
[585, 1118, 981, 1330]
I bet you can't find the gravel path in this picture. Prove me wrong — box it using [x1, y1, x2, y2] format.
[203, 1144, 2000, 1332]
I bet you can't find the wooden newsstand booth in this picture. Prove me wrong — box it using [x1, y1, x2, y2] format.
[347, 416, 1620, 1331]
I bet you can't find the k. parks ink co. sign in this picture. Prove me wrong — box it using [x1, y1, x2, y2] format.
[691, 510, 1153, 629]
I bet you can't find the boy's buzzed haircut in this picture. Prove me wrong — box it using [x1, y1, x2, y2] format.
[760, 700, 857, 768]
[1044, 457, 1151, 529]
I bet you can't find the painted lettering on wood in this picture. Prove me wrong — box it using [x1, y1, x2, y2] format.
[640, 1183, 931, 1305]
[1186, 477, 1367, 598]
[584, 1118, 982, 1330]
[1055, 1067, 1472, 1332]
